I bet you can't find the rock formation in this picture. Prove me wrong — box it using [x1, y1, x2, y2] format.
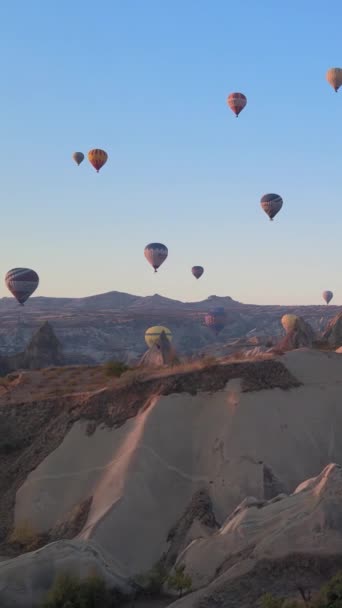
[2, 350, 342, 605]
[275, 316, 316, 352]
[0, 322, 65, 375]
[138, 330, 179, 367]
[323, 310, 342, 347]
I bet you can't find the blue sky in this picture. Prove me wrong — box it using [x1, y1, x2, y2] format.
[0, 0, 341, 305]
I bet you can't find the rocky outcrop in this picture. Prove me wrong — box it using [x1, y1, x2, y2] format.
[323, 310, 342, 347]
[275, 317, 316, 352]
[0, 539, 131, 608]
[165, 489, 220, 568]
[139, 331, 179, 367]
[0, 322, 65, 375]
[170, 464, 342, 607]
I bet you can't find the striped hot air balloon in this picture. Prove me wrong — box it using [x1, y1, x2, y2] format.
[88, 149, 108, 173]
[260, 193, 283, 221]
[227, 92, 247, 117]
[5, 268, 39, 305]
[144, 243, 168, 272]
[145, 326, 172, 348]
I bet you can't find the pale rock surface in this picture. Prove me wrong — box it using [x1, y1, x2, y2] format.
[12, 350, 342, 581]
[0, 539, 131, 608]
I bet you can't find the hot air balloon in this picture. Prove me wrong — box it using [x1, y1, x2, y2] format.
[204, 307, 226, 335]
[145, 326, 172, 348]
[5, 268, 39, 305]
[281, 314, 299, 334]
[260, 193, 283, 221]
[88, 149, 108, 173]
[144, 243, 168, 272]
[192, 266, 204, 279]
[72, 152, 84, 166]
[227, 92, 247, 117]
[323, 290, 333, 305]
[326, 68, 342, 92]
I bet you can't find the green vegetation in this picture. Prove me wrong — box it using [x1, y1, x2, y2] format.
[134, 561, 192, 599]
[167, 564, 192, 597]
[40, 573, 123, 607]
[260, 571, 342, 607]
[103, 360, 130, 378]
[9, 520, 43, 551]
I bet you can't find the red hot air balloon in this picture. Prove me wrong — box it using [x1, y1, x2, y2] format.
[5, 268, 39, 305]
[227, 92, 247, 117]
[192, 266, 204, 279]
[88, 149, 108, 173]
[144, 243, 168, 272]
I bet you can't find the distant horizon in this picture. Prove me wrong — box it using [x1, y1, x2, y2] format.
[0, 288, 340, 308]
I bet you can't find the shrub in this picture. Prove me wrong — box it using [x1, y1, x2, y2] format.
[41, 572, 122, 607]
[167, 564, 192, 597]
[104, 360, 130, 378]
[9, 520, 41, 550]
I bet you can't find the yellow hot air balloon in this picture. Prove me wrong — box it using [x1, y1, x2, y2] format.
[281, 314, 299, 333]
[145, 326, 172, 348]
[88, 148, 108, 172]
[326, 68, 342, 92]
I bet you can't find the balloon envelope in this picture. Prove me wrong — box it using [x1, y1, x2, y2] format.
[205, 307, 226, 334]
[281, 314, 299, 333]
[260, 193, 283, 221]
[144, 243, 168, 272]
[326, 68, 342, 92]
[192, 266, 204, 279]
[72, 152, 84, 166]
[5, 268, 39, 305]
[227, 92, 247, 117]
[88, 149, 108, 172]
[145, 326, 172, 348]
[322, 290, 333, 305]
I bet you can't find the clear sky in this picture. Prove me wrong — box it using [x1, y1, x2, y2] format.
[0, 0, 341, 305]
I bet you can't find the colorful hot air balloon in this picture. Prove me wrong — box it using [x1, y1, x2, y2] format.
[192, 266, 204, 279]
[72, 152, 84, 166]
[145, 326, 172, 348]
[281, 314, 299, 334]
[227, 92, 247, 117]
[323, 290, 333, 305]
[144, 243, 168, 272]
[326, 68, 342, 92]
[260, 193, 283, 221]
[88, 149, 108, 173]
[204, 307, 226, 335]
[5, 268, 39, 305]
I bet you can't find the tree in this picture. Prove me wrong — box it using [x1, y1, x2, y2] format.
[167, 565, 192, 598]
[314, 571, 342, 607]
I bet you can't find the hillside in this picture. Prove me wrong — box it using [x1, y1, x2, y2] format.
[2, 350, 342, 606]
[0, 291, 339, 363]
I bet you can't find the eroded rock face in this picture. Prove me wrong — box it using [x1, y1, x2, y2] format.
[275, 317, 316, 352]
[170, 464, 342, 606]
[0, 322, 65, 375]
[139, 331, 179, 368]
[324, 311, 342, 347]
[0, 540, 131, 608]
